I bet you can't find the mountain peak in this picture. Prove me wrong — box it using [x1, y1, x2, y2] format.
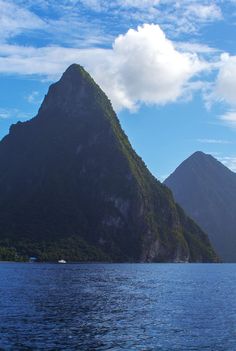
[191, 151, 207, 158]
[167, 152, 221, 176]
[192, 150, 219, 161]
[164, 152, 236, 262]
[61, 64, 94, 84]
[64, 63, 84, 74]
[38, 64, 109, 119]
[165, 151, 234, 190]
[187, 151, 216, 164]
[179, 151, 233, 175]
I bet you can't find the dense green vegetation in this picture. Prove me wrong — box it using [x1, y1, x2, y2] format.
[0, 246, 25, 262]
[0, 236, 109, 262]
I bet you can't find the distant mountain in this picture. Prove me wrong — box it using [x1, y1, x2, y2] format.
[0, 65, 217, 262]
[165, 151, 236, 262]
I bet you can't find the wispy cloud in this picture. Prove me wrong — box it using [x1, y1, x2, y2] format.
[153, 1, 223, 36]
[0, 0, 45, 41]
[1, 0, 224, 47]
[0, 108, 11, 119]
[174, 42, 219, 54]
[185, 3, 222, 22]
[26, 91, 43, 104]
[0, 0, 113, 47]
[0, 43, 106, 77]
[197, 138, 233, 144]
[0, 108, 32, 120]
[219, 111, 236, 128]
[121, 0, 160, 9]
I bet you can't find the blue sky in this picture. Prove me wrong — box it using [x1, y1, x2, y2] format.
[0, 0, 236, 180]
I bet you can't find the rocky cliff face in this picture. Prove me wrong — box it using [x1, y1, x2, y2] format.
[0, 65, 217, 262]
[165, 151, 236, 262]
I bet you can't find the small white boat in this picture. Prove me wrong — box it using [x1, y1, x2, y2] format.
[58, 259, 67, 264]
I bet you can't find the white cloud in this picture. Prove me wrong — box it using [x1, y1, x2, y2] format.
[75, 0, 161, 11]
[11, 0, 224, 43]
[197, 138, 232, 144]
[0, 24, 207, 111]
[0, 108, 11, 119]
[0, 107, 31, 120]
[94, 24, 206, 110]
[155, 1, 223, 36]
[120, 0, 160, 9]
[215, 53, 236, 129]
[205, 53, 236, 113]
[175, 42, 218, 54]
[219, 111, 236, 128]
[0, 0, 45, 41]
[26, 91, 43, 104]
[215, 53, 236, 105]
[0, 44, 110, 78]
[185, 4, 222, 22]
[79, 0, 104, 11]
[0, 0, 110, 47]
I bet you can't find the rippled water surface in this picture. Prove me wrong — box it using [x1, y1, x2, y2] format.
[0, 263, 236, 350]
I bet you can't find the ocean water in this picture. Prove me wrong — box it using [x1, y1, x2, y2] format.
[0, 263, 236, 350]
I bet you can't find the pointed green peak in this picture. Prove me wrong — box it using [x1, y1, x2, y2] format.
[38, 63, 112, 118]
[61, 64, 94, 84]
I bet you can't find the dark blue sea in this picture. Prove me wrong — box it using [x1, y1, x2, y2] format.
[0, 263, 236, 350]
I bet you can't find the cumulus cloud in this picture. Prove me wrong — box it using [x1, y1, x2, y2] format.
[0, 24, 207, 111]
[93, 24, 206, 110]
